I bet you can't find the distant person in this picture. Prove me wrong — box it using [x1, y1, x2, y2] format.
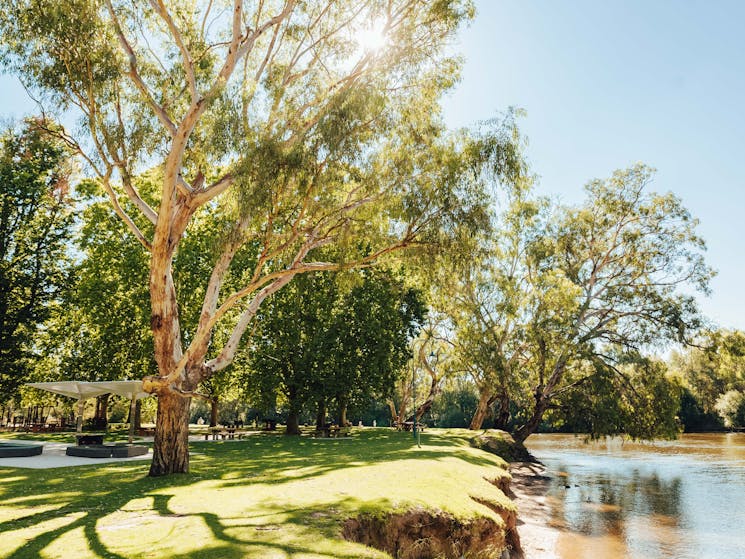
[372, 420, 377, 427]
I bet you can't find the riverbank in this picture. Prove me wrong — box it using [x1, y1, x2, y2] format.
[510, 462, 561, 559]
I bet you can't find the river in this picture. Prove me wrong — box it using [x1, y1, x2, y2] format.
[524, 433, 745, 559]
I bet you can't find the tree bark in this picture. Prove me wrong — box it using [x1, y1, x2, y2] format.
[512, 393, 550, 444]
[134, 399, 142, 430]
[149, 390, 191, 476]
[338, 398, 348, 426]
[494, 392, 511, 431]
[513, 357, 569, 443]
[210, 398, 219, 427]
[414, 372, 442, 421]
[286, 407, 301, 435]
[94, 394, 109, 430]
[315, 399, 327, 429]
[386, 399, 399, 427]
[469, 391, 496, 430]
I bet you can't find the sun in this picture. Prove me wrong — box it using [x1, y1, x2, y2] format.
[357, 19, 389, 53]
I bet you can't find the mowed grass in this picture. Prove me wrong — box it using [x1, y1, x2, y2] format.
[0, 429, 513, 559]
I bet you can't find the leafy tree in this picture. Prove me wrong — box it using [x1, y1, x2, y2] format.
[430, 378, 479, 428]
[670, 329, 745, 426]
[513, 165, 711, 442]
[247, 272, 337, 435]
[248, 268, 424, 434]
[714, 389, 745, 429]
[0, 0, 502, 474]
[448, 183, 544, 431]
[677, 387, 723, 432]
[0, 122, 74, 400]
[55, 191, 154, 382]
[444, 164, 711, 441]
[545, 355, 683, 439]
[323, 270, 426, 426]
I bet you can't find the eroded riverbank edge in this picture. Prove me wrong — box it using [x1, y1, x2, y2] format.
[341, 461, 560, 559]
[340, 430, 564, 559]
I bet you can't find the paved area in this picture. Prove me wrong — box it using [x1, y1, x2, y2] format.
[0, 439, 152, 469]
[0, 434, 254, 469]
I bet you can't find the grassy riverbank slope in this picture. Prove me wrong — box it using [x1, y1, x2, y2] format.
[0, 429, 515, 559]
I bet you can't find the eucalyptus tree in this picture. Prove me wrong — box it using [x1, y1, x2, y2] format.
[0, 122, 75, 400]
[512, 165, 712, 442]
[446, 183, 546, 430]
[386, 314, 458, 427]
[445, 164, 711, 441]
[0, 0, 493, 474]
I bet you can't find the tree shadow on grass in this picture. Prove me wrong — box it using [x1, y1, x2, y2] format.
[201, 429, 499, 490]
[0, 429, 503, 559]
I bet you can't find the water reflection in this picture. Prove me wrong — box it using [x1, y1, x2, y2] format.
[526, 434, 745, 559]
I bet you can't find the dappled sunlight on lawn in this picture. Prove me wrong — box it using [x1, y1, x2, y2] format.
[0, 429, 511, 558]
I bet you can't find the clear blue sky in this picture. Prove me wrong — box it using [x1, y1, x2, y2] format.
[442, 0, 745, 331]
[1, 1, 743, 330]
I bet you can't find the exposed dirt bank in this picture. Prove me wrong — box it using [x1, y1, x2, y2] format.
[341, 503, 522, 559]
[341, 470, 526, 558]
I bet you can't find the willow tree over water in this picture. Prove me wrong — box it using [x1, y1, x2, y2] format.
[0, 0, 520, 474]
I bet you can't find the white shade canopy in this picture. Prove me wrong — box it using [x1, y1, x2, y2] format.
[27, 380, 152, 440]
[27, 380, 149, 401]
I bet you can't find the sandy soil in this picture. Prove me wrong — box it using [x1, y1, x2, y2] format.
[509, 462, 561, 559]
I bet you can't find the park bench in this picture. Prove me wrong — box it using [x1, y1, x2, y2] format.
[66, 444, 148, 458]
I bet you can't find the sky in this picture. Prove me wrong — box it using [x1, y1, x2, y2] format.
[441, 0, 745, 331]
[0, 1, 743, 330]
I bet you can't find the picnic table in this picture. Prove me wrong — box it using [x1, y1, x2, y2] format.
[401, 421, 426, 432]
[203, 427, 250, 440]
[314, 425, 351, 438]
[75, 433, 104, 446]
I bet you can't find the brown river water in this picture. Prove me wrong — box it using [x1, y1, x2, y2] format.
[524, 433, 745, 559]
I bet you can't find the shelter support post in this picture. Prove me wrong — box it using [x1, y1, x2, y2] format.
[128, 397, 137, 443]
[76, 400, 84, 433]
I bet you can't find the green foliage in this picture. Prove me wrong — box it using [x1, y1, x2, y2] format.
[714, 390, 745, 429]
[246, 268, 426, 426]
[431, 383, 479, 428]
[671, 329, 745, 416]
[438, 163, 710, 440]
[546, 356, 683, 440]
[0, 122, 74, 399]
[37, 186, 155, 385]
[677, 388, 724, 432]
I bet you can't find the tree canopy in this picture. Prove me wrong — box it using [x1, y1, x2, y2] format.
[247, 268, 425, 434]
[0, 0, 507, 474]
[438, 164, 712, 442]
[0, 122, 74, 400]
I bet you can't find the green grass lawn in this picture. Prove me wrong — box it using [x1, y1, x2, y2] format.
[0, 429, 513, 559]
